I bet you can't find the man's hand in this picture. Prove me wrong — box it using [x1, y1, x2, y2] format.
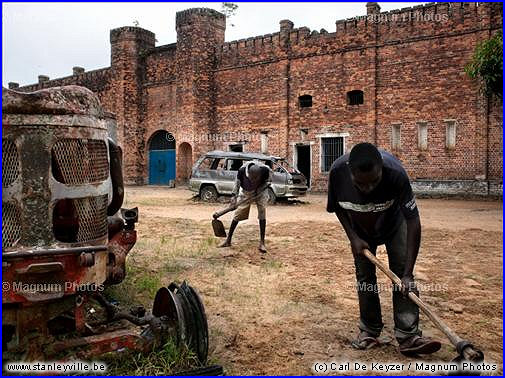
[230, 195, 238, 207]
[349, 236, 370, 257]
[400, 275, 418, 297]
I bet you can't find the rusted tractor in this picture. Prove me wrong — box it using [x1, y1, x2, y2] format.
[2, 86, 208, 364]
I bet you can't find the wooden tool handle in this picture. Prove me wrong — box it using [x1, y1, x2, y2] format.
[213, 203, 237, 219]
[362, 249, 463, 347]
[212, 189, 266, 219]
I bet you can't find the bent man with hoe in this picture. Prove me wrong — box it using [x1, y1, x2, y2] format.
[218, 161, 271, 253]
[327, 142, 441, 355]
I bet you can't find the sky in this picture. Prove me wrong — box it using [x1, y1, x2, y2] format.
[2, 2, 427, 87]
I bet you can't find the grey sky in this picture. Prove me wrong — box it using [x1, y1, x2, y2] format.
[2, 2, 427, 87]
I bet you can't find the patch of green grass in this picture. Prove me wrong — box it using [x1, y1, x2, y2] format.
[160, 234, 169, 245]
[163, 259, 186, 274]
[104, 263, 162, 306]
[103, 264, 141, 307]
[262, 259, 283, 270]
[103, 339, 200, 375]
[203, 236, 216, 248]
[136, 273, 162, 296]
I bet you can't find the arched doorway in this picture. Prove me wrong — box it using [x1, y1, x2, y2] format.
[178, 142, 193, 183]
[148, 130, 176, 185]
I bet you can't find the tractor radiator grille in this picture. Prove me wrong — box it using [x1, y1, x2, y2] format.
[2, 139, 20, 187]
[75, 195, 108, 242]
[52, 139, 109, 185]
[53, 195, 108, 243]
[2, 202, 22, 248]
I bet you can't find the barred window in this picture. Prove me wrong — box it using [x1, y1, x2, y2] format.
[347, 90, 364, 105]
[321, 137, 344, 172]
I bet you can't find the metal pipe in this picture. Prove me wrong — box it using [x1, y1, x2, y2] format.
[107, 138, 124, 216]
[2, 246, 107, 260]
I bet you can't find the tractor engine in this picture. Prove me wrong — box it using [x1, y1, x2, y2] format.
[2, 85, 208, 363]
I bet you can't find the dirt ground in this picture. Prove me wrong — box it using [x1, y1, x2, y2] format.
[122, 186, 503, 375]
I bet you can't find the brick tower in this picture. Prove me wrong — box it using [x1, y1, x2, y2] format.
[110, 26, 156, 184]
[175, 8, 226, 157]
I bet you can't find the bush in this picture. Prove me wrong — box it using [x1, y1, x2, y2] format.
[465, 30, 503, 100]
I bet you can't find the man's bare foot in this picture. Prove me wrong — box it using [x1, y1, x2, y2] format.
[218, 240, 231, 248]
[258, 243, 267, 253]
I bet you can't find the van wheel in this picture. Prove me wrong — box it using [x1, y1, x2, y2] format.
[200, 186, 218, 202]
[266, 188, 276, 205]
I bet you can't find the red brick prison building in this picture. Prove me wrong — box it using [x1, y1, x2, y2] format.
[11, 2, 502, 195]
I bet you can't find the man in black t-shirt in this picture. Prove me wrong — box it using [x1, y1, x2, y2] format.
[218, 161, 271, 253]
[327, 142, 440, 355]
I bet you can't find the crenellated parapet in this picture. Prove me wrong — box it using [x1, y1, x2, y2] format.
[175, 7, 226, 31]
[16, 68, 112, 93]
[110, 26, 156, 46]
[216, 2, 502, 69]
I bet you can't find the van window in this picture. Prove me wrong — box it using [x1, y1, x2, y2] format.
[199, 157, 222, 170]
[262, 160, 273, 169]
[276, 159, 298, 174]
[273, 163, 286, 174]
[226, 159, 244, 171]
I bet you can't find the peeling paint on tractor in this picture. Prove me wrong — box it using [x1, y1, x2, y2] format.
[2, 85, 209, 364]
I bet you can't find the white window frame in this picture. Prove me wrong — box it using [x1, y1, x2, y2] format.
[260, 133, 268, 154]
[316, 132, 349, 173]
[291, 141, 314, 187]
[417, 121, 428, 151]
[391, 123, 402, 150]
[444, 119, 457, 150]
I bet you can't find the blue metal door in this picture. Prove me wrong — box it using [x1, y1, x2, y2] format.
[149, 150, 175, 185]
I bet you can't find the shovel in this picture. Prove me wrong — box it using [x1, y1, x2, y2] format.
[211, 186, 269, 238]
[363, 249, 484, 368]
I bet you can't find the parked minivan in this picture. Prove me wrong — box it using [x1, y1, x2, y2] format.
[189, 151, 308, 203]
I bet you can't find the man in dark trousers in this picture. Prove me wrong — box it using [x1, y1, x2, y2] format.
[327, 142, 441, 355]
[218, 161, 271, 253]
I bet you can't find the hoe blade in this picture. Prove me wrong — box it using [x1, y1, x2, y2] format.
[212, 219, 227, 238]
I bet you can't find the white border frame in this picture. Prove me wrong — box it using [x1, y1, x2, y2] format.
[291, 141, 314, 188]
[316, 132, 349, 173]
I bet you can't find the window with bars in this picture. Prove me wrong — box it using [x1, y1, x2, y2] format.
[347, 90, 364, 105]
[321, 137, 344, 172]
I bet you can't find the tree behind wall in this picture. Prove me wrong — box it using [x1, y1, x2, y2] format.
[221, 2, 238, 27]
[465, 30, 503, 101]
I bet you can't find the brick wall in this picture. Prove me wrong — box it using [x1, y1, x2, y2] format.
[13, 2, 502, 193]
